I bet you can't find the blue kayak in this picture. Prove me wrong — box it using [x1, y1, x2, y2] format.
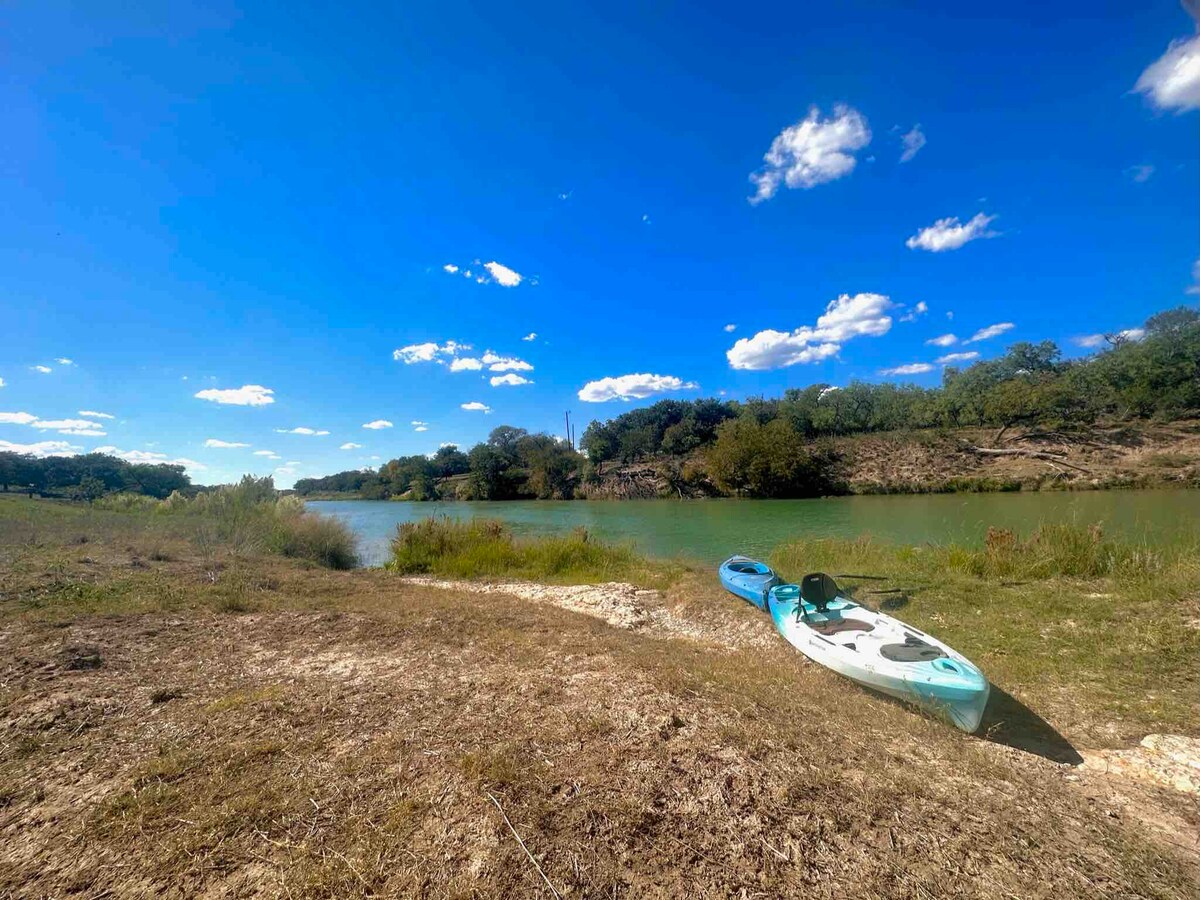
[718, 556, 783, 610]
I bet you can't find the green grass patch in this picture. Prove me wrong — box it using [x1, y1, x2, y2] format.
[385, 516, 675, 587]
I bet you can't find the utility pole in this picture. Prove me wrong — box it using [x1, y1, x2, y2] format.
[564, 410, 573, 449]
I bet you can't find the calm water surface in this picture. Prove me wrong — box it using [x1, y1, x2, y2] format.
[309, 490, 1200, 567]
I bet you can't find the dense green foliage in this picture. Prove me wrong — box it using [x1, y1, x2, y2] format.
[298, 305, 1200, 501]
[0, 451, 191, 499]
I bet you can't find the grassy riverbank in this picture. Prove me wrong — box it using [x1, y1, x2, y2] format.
[2, 497, 1198, 896]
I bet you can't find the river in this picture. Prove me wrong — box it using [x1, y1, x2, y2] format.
[308, 489, 1200, 567]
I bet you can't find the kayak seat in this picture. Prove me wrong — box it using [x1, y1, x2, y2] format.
[805, 617, 875, 636]
[800, 572, 840, 613]
[880, 635, 946, 662]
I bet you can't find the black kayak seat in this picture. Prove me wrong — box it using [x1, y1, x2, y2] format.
[800, 572, 840, 613]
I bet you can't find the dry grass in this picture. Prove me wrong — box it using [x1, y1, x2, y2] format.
[1, 498, 1198, 897]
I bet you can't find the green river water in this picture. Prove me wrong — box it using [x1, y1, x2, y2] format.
[309, 490, 1200, 567]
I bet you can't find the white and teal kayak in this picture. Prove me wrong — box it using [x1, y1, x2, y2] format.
[722, 563, 990, 733]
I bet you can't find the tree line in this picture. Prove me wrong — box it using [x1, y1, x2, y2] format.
[0, 452, 192, 500]
[294, 305, 1200, 500]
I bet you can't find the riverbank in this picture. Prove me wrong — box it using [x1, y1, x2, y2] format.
[2, 498, 1198, 896]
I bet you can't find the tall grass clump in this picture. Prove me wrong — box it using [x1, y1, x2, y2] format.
[386, 517, 664, 585]
[165, 477, 358, 569]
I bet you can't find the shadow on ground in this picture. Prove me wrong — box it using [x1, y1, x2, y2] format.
[977, 685, 1083, 764]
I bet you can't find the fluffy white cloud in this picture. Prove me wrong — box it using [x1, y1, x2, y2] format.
[204, 439, 250, 448]
[481, 351, 532, 372]
[879, 363, 935, 376]
[964, 322, 1014, 343]
[194, 385, 275, 406]
[899, 301, 928, 323]
[275, 427, 330, 435]
[522, 332, 537, 342]
[449, 357, 484, 371]
[926, 333, 958, 347]
[578, 373, 699, 403]
[1073, 328, 1147, 349]
[899, 125, 926, 163]
[461, 402, 492, 412]
[490, 374, 532, 387]
[936, 351, 980, 364]
[1188, 257, 1200, 296]
[443, 264, 459, 273]
[31, 365, 52, 374]
[339, 442, 362, 450]
[411, 420, 428, 427]
[362, 420, 393, 430]
[726, 292, 893, 370]
[724, 324, 737, 333]
[393, 341, 469, 364]
[414, 425, 428, 432]
[93, 446, 207, 471]
[750, 105, 871, 202]
[0, 439, 81, 457]
[254, 449, 282, 458]
[55, 358, 74, 366]
[906, 213, 998, 252]
[1134, 34, 1200, 113]
[78, 410, 114, 419]
[0, 411, 39, 425]
[483, 261, 523, 287]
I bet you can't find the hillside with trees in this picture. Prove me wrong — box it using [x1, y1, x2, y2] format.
[294, 305, 1200, 501]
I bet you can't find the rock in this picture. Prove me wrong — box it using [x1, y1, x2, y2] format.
[1080, 734, 1200, 794]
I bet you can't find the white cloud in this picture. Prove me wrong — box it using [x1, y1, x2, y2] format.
[964, 322, 1014, 343]
[78, 410, 114, 419]
[490, 374, 533, 387]
[461, 402, 492, 413]
[483, 261, 523, 287]
[0, 439, 81, 457]
[0, 411, 39, 425]
[906, 213, 998, 252]
[578, 373, 699, 403]
[1188, 257, 1200, 296]
[31, 365, 52, 374]
[30, 418, 104, 432]
[0, 378, 5, 388]
[726, 292, 894, 370]
[254, 449, 282, 458]
[641, 214, 651, 224]
[898, 125, 926, 163]
[194, 384, 275, 406]
[481, 351, 533, 372]
[879, 362, 935, 376]
[522, 332, 537, 342]
[362, 420, 393, 430]
[392, 341, 469, 364]
[339, 442, 362, 450]
[204, 439, 250, 448]
[439, 442, 457, 449]
[936, 351, 980, 364]
[1134, 34, 1200, 113]
[443, 264, 459, 273]
[411, 420, 428, 427]
[93, 446, 207, 471]
[1073, 328, 1147, 348]
[449, 357, 484, 371]
[55, 358, 74, 366]
[274, 427, 330, 435]
[414, 425, 428, 432]
[899, 301, 928, 323]
[750, 105, 871, 202]
[58, 428, 106, 437]
[926, 333, 958, 347]
[1126, 164, 1155, 183]
[724, 324, 737, 333]
[558, 191, 571, 200]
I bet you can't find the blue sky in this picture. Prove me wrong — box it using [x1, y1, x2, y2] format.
[2, 1, 1198, 486]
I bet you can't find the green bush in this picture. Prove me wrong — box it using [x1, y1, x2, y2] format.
[386, 517, 663, 585]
